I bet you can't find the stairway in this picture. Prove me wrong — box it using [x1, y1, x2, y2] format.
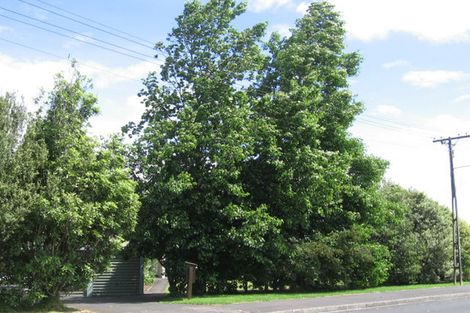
[88, 257, 143, 296]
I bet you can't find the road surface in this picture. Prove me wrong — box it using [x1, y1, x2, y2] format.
[63, 285, 470, 313]
[356, 297, 470, 313]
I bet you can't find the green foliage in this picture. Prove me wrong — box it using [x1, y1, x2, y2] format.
[292, 227, 390, 290]
[380, 182, 452, 284]
[128, 0, 284, 295]
[143, 259, 159, 285]
[459, 221, 470, 280]
[0, 70, 140, 305]
[0, 94, 31, 275]
[0, 289, 70, 312]
[130, 0, 390, 294]
[245, 0, 388, 289]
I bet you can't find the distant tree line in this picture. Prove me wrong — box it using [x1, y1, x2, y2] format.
[1, 0, 469, 308]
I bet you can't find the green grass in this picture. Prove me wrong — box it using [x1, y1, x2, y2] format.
[162, 282, 470, 305]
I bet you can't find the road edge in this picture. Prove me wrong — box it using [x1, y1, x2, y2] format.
[269, 291, 470, 313]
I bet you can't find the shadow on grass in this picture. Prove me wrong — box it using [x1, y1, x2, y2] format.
[0, 302, 79, 312]
[62, 293, 167, 305]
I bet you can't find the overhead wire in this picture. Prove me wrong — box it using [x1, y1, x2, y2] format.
[16, 0, 156, 50]
[0, 36, 156, 82]
[355, 114, 441, 139]
[359, 137, 424, 149]
[364, 115, 438, 136]
[352, 114, 445, 150]
[33, 0, 155, 46]
[359, 116, 438, 136]
[0, 13, 160, 65]
[0, 6, 156, 60]
[355, 118, 434, 139]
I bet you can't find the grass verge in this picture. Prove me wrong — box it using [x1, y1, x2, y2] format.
[163, 281, 470, 305]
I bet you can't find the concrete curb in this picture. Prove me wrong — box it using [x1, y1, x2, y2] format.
[268, 291, 470, 313]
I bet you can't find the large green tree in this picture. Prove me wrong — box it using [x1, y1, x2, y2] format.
[0, 71, 140, 304]
[250, 0, 387, 238]
[128, 0, 281, 294]
[130, 0, 391, 293]
[244, 1, 389, 288]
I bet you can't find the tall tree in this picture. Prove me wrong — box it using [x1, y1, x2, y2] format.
[128, 0, 388, 292]
[128, 0, 281, 294]
[244, 1, 389, 287]
[1, 70, 140, 304]
[251, 0, 387, 236]
[131, 0, 390, 293]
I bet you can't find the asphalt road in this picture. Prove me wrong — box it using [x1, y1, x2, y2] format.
[355, 297, 470, 313]
[63, 285, 470, 313]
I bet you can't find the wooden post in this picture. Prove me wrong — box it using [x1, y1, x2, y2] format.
[185, 261, 198, 299]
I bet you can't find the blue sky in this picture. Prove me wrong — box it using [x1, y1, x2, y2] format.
[1, 0, 470, 220]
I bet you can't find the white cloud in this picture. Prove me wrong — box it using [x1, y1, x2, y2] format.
[0, 53, 158, 138]
[271, 24, 291, 37]
[0, 54, 68, 110]
[329, 0, 470, 43]
[90, 95, 145, 137]
[80, 61, 160, 89]
[402, 70, 465, 88]
[248, 0, 294, 12]
[425, 114, 470, 135]
[382, 59, 409, 70]
[0, 25, 13, 33]
[252, 0, 470, 43]
[374, 105, 402, 116]
[455, 94, 470, 103]
[296, 1, 309, 14]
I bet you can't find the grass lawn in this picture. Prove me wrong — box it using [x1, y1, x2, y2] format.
[163, 282, 470, 305]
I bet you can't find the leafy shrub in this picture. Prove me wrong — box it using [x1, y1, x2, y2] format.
[292, 227, 390, 290]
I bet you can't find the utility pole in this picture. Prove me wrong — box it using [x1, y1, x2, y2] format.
[433, 134, 470, 286]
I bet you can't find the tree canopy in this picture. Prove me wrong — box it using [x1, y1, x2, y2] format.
[129, 0, 392, 294]
[0, 70, 140, 305]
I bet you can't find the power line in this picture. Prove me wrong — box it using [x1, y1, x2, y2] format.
[34, 0, 155, 46]
[16, 0, 156, 50]
[364, 115, 438, 136]
[0, 6, 155, 60]
[357, 115, 438, 137]
[0, 13, 159, 65]
[355, 117, 434, 139]
[0, 36, 64, 58]
[0, 36, 155, 82]
[454, 164, 470, 170]
[360, 137, 424, 149]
